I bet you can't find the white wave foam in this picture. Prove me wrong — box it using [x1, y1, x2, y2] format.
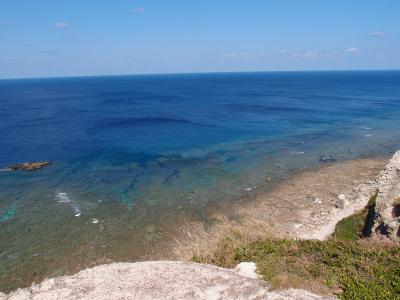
[73, 206, 82, 217]
[289, 151, 305, 155]
[244, 185, 257, 191]
[56, 192, 82, 217]
[56, 192, 71, 203]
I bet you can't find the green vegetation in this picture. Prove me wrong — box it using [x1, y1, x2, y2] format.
[333, 193, 377, 241]
[195, 194, 400, 299]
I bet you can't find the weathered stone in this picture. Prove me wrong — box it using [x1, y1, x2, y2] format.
[335, 194, 349, 209]
[313, 198, 322, 205]
[2, 261, 335, 300]
[372, 151, 400, 242]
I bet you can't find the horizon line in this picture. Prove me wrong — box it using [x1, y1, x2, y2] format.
[1, 68, 400, 81]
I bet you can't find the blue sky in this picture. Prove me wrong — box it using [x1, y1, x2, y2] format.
[1, 0, 399, 78]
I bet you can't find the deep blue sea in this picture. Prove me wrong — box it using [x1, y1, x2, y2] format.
[1, 71, 400, 291]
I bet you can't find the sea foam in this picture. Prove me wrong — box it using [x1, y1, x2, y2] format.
[56, 192, 71, 203]
[56, 192, 82, 217]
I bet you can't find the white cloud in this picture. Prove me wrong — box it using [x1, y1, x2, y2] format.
[54, 22, 70, 29]
[346, 47, 359, 53]
[368, 31, 385, 37]
[131, 7, 144, 14]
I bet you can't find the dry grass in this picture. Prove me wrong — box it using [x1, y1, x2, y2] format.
[269, 273, 332, 295]
[176, 218, 278, 261]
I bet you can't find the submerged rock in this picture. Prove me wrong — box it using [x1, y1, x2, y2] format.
[319, 155, 337, 163]
[4, 161, 51, 172]
[0, 203, 16, 222]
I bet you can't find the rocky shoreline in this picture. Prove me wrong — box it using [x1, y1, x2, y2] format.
[1, 151, 399, 299]
[300, 150, 400, 241]
[171, 155, 388, 259]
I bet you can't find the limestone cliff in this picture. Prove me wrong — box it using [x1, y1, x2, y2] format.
[372, 151, 400, 242]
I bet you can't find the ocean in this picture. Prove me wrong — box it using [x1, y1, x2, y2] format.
[1, 71, 400, 291]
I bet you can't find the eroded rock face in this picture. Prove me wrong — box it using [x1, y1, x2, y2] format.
[0, 261, 335, 300]
[2, 161, 51, 172]
[372, 151, 400, 242]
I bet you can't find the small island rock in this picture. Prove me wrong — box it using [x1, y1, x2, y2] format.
[5, 161, 52, 171]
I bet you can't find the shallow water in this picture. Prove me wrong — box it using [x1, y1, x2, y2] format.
[1, 71, 400, 291]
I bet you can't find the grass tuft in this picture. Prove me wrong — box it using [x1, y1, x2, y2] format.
[332, 193, 377, 241]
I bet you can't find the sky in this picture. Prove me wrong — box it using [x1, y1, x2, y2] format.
[0, 0, 399, 79]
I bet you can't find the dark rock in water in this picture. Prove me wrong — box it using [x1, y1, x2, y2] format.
[319, 155, 337, 163]
[4, 161, 52, 171]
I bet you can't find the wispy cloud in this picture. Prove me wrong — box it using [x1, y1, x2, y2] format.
[218, 52, 276, 62]
[54, 22, 70, 29]
[368, 31, 385, 37]
[131, 7, 144, 14]
[221, 52, 251, 59]
[346, 47, 359, 53]
[292, 52, 318, 58]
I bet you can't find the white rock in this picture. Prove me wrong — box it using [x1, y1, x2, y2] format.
[234, 262, 259, 279]
[39, 279, 54, 291]
[336, 194, 350, 209]
[294, 223, 304, 229]
[313, 198, 322, 205]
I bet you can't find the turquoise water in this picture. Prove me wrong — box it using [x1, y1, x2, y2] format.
[0, 71, 400, 291]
